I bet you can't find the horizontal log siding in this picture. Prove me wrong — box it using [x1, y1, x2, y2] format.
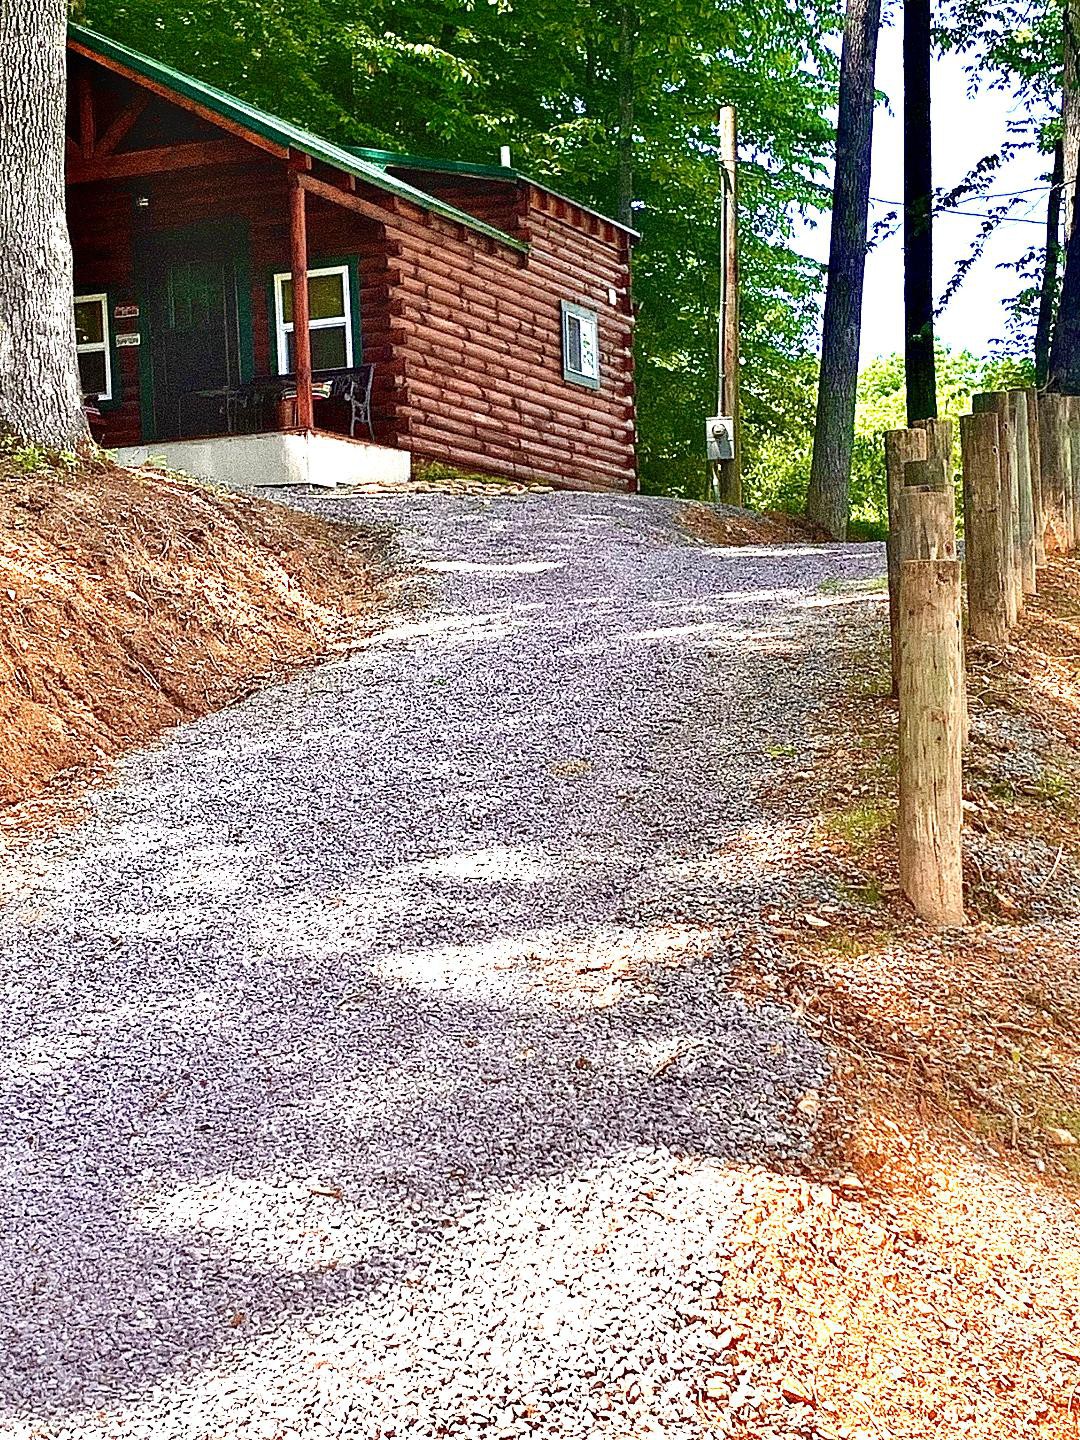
[385, 185, 636, 489]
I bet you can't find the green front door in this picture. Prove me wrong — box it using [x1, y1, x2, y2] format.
[142, 226, 248, 441]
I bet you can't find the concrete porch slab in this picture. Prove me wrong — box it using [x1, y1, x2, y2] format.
[114, 429, 411, 490]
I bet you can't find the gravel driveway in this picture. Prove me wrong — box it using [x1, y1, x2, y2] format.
[0, 493, 886, 1440]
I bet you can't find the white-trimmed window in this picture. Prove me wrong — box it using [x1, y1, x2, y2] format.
[74, 294, 112, 401]
[273, 264, 354, 375]
[561, 299, 600, 389]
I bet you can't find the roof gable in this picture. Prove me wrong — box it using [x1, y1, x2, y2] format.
[67, 23, 528, 254]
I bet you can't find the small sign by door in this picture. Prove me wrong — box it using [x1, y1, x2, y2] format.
[115, 304, 139, 319]
[116, 332, 142, 347]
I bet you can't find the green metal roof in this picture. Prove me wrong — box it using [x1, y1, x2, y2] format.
[350, 146, 641, 239]
[67, 23, 528, 254]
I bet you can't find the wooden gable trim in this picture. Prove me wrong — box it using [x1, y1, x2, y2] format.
[67, 137, 256, 183]
[68, 40, 289, 159]
[95, 92, 150, 157]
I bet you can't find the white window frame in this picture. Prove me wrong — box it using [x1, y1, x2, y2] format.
[272, 264, 354, 376]
[74, 293, 113, 402]
[561, 299, 600, 390]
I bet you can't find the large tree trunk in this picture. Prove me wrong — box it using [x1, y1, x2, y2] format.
[805, 0, 883, 539]
[1035, 141, 1064, 388]
[1048, 151, 1080, 392]
[615, 4, 636, 231]
[0, 0, 87, 448]
[1064, 0, 1080, 243]
[903, 0, 937, 423]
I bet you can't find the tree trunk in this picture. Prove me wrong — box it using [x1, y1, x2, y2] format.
[0, 0, 87, 448]
[805, 0, 883, 539]
[903, 0, 937, 424]
[1035, 142, 1063, 387]
[615, 4, 636, 232]
[1064, 0, 1080, 243]
[1048, 151, 1080, 393]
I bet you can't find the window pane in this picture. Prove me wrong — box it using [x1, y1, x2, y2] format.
[311, 324, 348, 370]
[78, 350, 107, 398]
[566, 314, 583, 373]
[75, 300, 104, 346]
[579, 316, 599, 377]
[309, 271, 346, 321]
[280, 278, 294, 326]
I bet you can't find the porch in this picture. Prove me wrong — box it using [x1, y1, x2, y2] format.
[66, 35, 416, 488]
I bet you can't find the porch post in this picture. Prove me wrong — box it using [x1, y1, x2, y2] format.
[288, 165, 314, 430]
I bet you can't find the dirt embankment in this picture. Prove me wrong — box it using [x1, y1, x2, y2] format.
[679, 501, 833, 547]
[0, 449, 392, 812]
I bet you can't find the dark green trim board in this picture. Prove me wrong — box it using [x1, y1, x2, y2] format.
[265, 254, 362, 375]
[68, 24, 528, 256]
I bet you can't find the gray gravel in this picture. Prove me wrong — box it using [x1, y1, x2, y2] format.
[0, 492, 887, 1440]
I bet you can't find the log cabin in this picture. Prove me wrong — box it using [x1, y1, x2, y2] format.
[64, 25, 639, 492]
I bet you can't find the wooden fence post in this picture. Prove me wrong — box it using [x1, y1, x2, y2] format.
[898, 557, 966, 928]
[884, 426, 929, 697]
[914, 416, 955, 465]
[898, 458, 956, 560]
[1008, 389, 1037, 596]
[961, 410, 1008, 645]
[1039, 392, 1069, 555]
[973, 391, 1020, 623]
[1068, 396, 1080, 554]
[1026, 389, 1047, 568]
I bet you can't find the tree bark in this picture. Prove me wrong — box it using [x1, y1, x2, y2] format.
[805, 0, 883, 539]
[0, 0, 87, 448]
[1035, 142, 1064, 387]
[1064, 0, 1080, 243]
[1049, 138, 1080, 393]
[615, 4, 636, 232]
[903, 0, 937, 423]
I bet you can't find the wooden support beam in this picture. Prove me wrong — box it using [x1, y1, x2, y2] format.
[289, 166, 314, 431]
[898, 557, 966, 929]
[299, 171, 414, 229]
[78, 70, 96, 160]
[884, 426, 929, 697]
[973, 391, 1021, 623]
[68, 42, 290, 158]
[67, 138, 256, 182]
[960, 410, 1008, 645]
[1025, 389, 1046, 567]
[1007, 388, 1037, 595]
[95, 92, 149, 157]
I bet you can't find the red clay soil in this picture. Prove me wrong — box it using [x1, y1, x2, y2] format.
[0, 448, 390, 812]
[679, 501, 832, 547]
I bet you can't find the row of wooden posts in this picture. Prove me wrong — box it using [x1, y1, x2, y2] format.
[884, 388, 1080, 929]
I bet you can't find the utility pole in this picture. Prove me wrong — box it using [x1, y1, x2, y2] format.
[712, 105, 742, 506]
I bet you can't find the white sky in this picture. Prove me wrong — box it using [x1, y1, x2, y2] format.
[794, 18, 1052, 361]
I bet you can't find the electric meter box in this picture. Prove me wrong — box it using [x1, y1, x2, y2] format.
[706, 416, 735, 461]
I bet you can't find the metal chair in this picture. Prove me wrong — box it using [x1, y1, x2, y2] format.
[330, 364, 374, 440]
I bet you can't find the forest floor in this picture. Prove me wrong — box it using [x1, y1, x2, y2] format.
[0, 443, 393, 817]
